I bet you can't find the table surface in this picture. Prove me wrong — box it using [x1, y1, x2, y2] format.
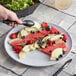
[0, 2, 76, 76]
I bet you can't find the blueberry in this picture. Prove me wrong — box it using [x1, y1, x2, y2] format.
[63, 51, 65, 54]
[47, 34, 49, 36]
[56, 58, 59, 61]
[42, 41, 45, 44]
[30, 31, 35, 34]
[49, 50, 52, 52]
[64, 40, 66, 42]
[39, 43, 42, 46]
[45, 26, 50, 31]
[32, 31, 35, 34]
[37, 30, 40, 33]
[60, 37, 63, 39]
[47, 39, 50, 41]
[58, 32, 60, 34]
[52, 41, 55, 44]
[37, 39, 42, 45]
[59, 55, 63, 58]
[45, 45, 47, 48]
[37, 42, 41, 46]
[21, 36, 25, 39]
[15, 31, 19, 35]
[30, 31, 33, 33]
[37, 41, 40, 44]
[54, 32, 57, 34]
[39, 39, 42, 41]
[42, 28, 45, 30]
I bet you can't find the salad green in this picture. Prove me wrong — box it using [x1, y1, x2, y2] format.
[0, 0, 39, 11]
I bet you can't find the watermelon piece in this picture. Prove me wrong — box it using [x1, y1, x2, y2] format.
[9, 38, 25, 46]
[33, 32, 45, 39]
[40, 42, 68, 56]
[40, 29, 50, 36]
[24, 33, 36, 42]
[50, 26, 61, 34]
[9, 30, 49, 46]
[40, 47, 52, 56]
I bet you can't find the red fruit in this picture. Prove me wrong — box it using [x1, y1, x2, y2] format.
[28, 40, 33, 44]
[49, 30, 53, 34]
[41, 22, 48, 28]
[15, 50, 21, 54]
[63, 34, 67, 40]
[48, 40, 52, 46]
[10, 33, 17, 39]
[13, 45, 22, 54]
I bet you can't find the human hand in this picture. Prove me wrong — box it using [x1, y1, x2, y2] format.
[6, 10, 22, 27]
[0, 5, 22, 27]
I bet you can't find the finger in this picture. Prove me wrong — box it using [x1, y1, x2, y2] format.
[8, 23, 12, 26]
[2, 16, 8, 20]
[14, 24, 18, 27]
[15, 18, 22, 24]
[11, 23, 15, 27]
[7, 23, 10, 26]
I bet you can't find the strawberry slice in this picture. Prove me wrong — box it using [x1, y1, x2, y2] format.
[10, 33, 17, 39]
[48, 40, 52, 46]
[41, 22, 48, 28]
[28, 40, 33, 44]
[63, 34, 67, 40]
[13, 45, 22, 54]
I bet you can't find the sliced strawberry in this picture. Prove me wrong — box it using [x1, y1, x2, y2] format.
[41, 22, 48, 28]
[63, 34, 67, 40]
[28, 40, 33, 44]
[15, 50, 21, 54]
[10, 33, 17, 39]
[13, 45, 22, 54]
[48, 40, 52, 46]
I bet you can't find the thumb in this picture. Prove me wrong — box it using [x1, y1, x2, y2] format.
[15, 18, 22, 24]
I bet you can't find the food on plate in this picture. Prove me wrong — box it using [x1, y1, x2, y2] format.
[10, 33, 17, 39]
[8, 21, 68, 61]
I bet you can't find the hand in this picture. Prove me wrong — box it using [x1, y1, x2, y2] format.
[6, 10, 22, 27]
[0, 5, 22, 27]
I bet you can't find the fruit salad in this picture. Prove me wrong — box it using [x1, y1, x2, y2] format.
[8, 22, 68, 61]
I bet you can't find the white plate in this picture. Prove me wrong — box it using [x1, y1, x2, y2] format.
[4, 23, 72, 67]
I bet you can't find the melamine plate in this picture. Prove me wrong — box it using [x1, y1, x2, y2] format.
[4, 23, 72, 67]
